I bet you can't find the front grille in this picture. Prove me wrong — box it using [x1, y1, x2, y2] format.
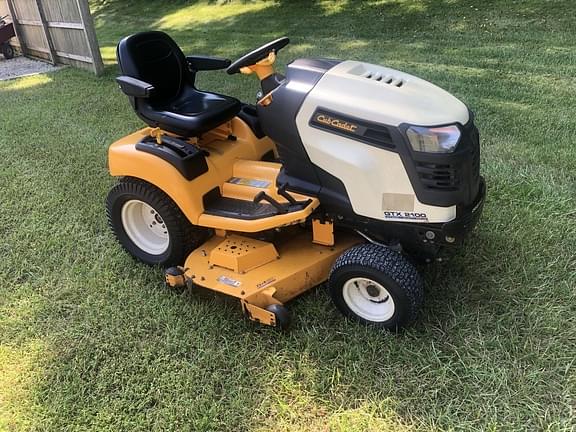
[415, 162, 459, 191]
[411, 122, 481, 205]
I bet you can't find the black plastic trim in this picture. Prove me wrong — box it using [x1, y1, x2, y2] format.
[309, 108, 395, 149]
[186, 55, 230, 71]
[441, 176, 485, 239]
[261, 150, 276, 162]
[397, 114, 481, 207]
[116, 76, 154, 98]
[237, 104, 265, 138]
[135, 136, 208, 181]
[258, 58, 342, 194]
[261, 73, 286, 94]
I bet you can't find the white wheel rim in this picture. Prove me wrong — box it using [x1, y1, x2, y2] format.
[121, 200, 169, 255]
[342, 277, 395, 322]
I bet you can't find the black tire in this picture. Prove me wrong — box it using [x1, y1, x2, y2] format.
[329, 243, 424, 331]
[266, 304, 291, 330]
[1, 43, 14, 60]
[106, 177, 209, 267]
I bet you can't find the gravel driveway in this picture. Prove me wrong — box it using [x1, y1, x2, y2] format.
[0, 55, 61, 80]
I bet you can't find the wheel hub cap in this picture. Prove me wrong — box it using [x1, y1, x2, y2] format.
[342, 277, 395, 322]
[121, 200, 169, 255]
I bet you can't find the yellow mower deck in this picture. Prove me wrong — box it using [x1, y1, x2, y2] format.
[176, 231, 360, 326]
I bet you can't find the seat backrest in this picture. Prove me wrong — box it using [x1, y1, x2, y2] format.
[117, 31, 189, 105]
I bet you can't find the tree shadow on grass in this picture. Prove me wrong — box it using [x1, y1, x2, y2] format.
[93, 0, 576, 101]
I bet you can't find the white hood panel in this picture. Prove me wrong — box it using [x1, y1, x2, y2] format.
[294, 60, 464, 223]
[305, 61, 469, 127]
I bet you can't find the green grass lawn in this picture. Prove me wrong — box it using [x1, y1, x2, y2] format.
[1, 0, 575, 430]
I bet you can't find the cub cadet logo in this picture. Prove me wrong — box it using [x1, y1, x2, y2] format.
[315, 114, 358, 133]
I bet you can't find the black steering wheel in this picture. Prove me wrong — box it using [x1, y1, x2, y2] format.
[226, 37, 290, 75]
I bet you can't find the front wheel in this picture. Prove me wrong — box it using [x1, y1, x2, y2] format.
[106, 178, 209, 267]
[329, 244, 424, 331]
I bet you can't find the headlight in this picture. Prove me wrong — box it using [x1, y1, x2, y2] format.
[406, 125, 461, 153]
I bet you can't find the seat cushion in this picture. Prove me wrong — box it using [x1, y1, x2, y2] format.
[138, 89, 241, 137]
[118, 31, 186, 104]
[117, 31, 241, 137]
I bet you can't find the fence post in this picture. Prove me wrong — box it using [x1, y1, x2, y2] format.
[33, 0, 57, 65]
[5, 0, 26, 56]
[75, 0, 104, 75]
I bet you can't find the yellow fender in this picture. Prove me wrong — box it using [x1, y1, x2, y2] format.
[108, 129, 212, 224]
[108, 119, 277, 225]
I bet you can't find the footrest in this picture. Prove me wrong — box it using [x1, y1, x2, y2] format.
[198, 178, 320, 231]
[204, 196, 279, 220]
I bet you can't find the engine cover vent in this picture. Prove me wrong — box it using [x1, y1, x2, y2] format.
[360, 70, 404, 87]
[348, 64, 405, 87]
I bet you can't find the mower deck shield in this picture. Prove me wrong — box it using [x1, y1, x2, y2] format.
[183, 232, 360, 323]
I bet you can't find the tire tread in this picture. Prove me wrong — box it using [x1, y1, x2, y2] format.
[106, 177, 209, 266]
[329, 243, 424, 328]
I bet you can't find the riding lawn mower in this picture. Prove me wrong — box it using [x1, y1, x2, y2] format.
[106, 32, 485, 330]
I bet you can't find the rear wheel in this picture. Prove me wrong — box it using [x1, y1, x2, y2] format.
[1, 43, 14, 59]
[106, 178, 209, 267]
[329, 243, 424, 331]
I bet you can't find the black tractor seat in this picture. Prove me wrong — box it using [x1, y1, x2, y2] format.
[116, 31, 241, 137]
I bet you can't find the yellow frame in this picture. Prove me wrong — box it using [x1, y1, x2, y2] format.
[109, 117, 363, 327]
[109, 118, 277, 224]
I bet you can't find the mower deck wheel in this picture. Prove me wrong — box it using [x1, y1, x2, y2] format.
[329, 243, 424, 331]
[165, 266, 186, 288]
[265, 304, 291, 329]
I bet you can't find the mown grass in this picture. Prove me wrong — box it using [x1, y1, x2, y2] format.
[1, 0, 575, 430]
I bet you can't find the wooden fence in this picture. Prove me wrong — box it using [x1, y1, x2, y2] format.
[1, 0, 103, 75]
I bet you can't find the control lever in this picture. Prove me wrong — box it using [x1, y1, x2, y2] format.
[277, 183, 298, 205]
[278, 183, 313, 208]
[253, 191, 287, 214]
[161, 135, 187, 150]
[159, 134, 210, 157]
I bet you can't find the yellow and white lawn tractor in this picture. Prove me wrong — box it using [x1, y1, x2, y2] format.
[106, 32, 485, 330]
